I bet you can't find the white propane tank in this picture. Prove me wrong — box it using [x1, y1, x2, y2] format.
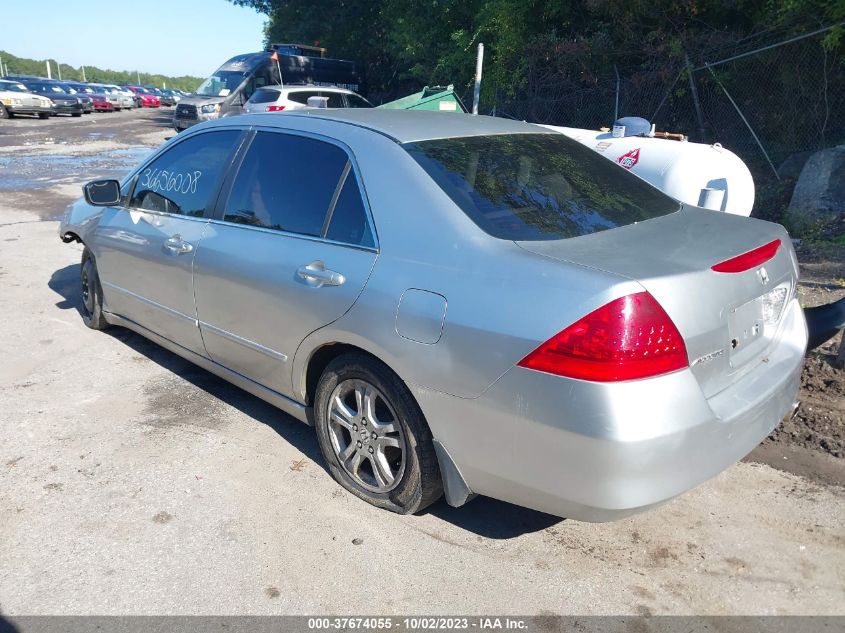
[540, 125, 755, 216]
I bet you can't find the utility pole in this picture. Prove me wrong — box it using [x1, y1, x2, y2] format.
[472, 42, 484, 115]
[57, 62, 62, 81]
[137, 70, 141, 85]
[46, 60, 52, 79]
[81, 65, 86, 82]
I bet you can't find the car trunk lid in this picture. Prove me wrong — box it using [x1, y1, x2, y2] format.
[516, 207, 799, 398]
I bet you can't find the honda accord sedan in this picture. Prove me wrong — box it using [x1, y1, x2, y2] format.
[59, 110, 807, 521]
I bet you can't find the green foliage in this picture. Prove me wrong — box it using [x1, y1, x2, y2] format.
[228, 0, 845, 103]
[0, 50, 202, 92]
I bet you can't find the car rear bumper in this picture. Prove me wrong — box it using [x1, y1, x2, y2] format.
[413, 298, 807, 521]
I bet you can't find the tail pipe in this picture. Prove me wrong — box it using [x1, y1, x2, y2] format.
[803, 297, 845, 350]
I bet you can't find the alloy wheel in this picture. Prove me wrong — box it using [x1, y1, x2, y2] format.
[327, 379, 406, 493]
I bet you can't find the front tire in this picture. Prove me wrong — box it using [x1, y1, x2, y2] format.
[80, 248, 109, 330]
[314, 353, 442, 514]
[38, 112, 50, 119]
[0, 104, 7, 119]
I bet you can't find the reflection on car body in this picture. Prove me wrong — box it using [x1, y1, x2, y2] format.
[59, 110, 806, 521]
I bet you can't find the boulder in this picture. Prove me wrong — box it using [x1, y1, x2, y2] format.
[777, 150, 814, 180]
[787, 145, 845, 232]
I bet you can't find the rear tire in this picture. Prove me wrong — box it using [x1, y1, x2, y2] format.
[38, 112, 50, 119]
[72, 112, 82, 117]
[314, 353, 442, 514]
[80, 247, 109, 330]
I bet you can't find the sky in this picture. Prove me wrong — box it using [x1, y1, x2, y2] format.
[2, 0, 268, 77]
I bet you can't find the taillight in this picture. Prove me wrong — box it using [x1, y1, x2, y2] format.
[518, 292, 688, 382]
[711, 239, 780, 273]
[265, 105, 286, 112]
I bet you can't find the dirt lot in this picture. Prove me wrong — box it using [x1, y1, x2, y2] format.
[0, 110, 843, 616]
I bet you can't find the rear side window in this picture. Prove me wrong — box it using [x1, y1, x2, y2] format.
[325, 171, 374, 247]
[223, 132, 348, 236]
[130, 130, 241, 217]
[287, 91, 319, 105]
[345, 94, 373, 108]
[404, 134, 679, 241]
[287, 91, 345, 107]
[249, 88, 281, 103]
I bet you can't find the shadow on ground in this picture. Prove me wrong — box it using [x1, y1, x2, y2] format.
[48, 263, 83, 314]
[47, 263, 562, 539]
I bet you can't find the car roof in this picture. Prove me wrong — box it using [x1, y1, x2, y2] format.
[277, 85, 355, 95]
[242, 109, 554, 143]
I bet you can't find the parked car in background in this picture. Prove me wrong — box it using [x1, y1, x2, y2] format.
[104, 84, 135, 110]
[18, 80, 84, 116]
[123, 85, 160, 108]
[88, 92, 115, 112]
[0, 79, 54, 118]
[59, 110, 806, 521]
[55, 82, 93, 113]
[242, 85, 372, 114]
[86, 83, 123, 111]
[160, 89, 181, 106]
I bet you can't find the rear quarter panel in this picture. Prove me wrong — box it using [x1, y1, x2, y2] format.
[289, 122, 637, 400]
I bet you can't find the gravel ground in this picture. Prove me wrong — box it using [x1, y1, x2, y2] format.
[0, 110, 843, 616]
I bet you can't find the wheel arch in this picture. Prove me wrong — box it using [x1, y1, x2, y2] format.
[61, 230, 82, 244]
[300, 339, 475, 508]
[303, 342, 382, 408]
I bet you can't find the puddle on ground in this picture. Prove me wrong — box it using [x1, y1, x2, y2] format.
[0, 147, 152, 192]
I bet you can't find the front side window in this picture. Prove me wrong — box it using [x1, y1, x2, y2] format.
[130, 130, 241, 217]
[404, 133, 680, 241]
[224, 132, 354, 238]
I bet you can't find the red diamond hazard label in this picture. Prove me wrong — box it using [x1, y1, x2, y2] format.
[617, 148, 640, 169]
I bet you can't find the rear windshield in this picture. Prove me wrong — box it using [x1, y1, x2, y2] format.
[404, 133, 679, 241]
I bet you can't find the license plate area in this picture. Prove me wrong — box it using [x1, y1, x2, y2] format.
[727, 283, 790, 368]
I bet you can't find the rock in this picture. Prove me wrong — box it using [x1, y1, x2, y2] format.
[777, 150, 814, 180]
[786, 145, 845, 233]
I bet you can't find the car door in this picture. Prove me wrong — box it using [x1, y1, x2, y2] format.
[92, 129, 244, 357]
[192, 129, 378, 398]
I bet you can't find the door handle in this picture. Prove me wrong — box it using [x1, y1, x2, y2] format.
[297, 261, 345, 287]
[163, 235, 193, 255]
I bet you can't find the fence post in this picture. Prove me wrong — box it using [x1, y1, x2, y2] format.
[613, 65, 620, 121]
[685, 52, 707, 142]
[705, 64, 781, 181]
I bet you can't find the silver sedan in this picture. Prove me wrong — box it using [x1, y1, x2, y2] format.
[59, 110, 806, 521]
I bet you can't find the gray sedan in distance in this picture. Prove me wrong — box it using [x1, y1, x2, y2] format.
[59, 110, 807, 521]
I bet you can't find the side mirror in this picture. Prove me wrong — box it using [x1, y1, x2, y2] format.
[84, 179, 121, 206]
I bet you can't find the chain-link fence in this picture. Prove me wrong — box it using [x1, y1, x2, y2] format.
[493, 25, 845, 217]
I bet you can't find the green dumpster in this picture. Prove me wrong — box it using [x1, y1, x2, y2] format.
[378, 85, 467, 113]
